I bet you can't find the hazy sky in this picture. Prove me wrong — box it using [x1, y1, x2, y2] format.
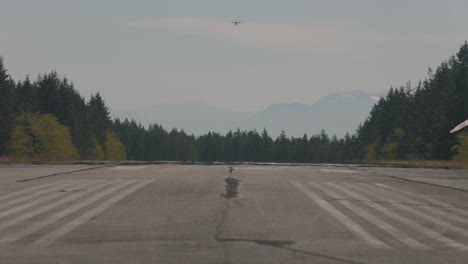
[1, 0, 467, 111]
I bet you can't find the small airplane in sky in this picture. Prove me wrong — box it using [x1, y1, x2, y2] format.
[230, 21, 244, 26]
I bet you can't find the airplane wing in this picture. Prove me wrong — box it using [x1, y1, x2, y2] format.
[450, 119, 468, 134]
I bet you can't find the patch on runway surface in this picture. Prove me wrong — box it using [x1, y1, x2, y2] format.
[320, 169, 357, 174]
[0, 179, 154, 246]
[109, 166, 148, 170]
[291, 181, 468, 251]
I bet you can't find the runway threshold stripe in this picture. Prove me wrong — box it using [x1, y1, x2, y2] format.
[0, 180, 81, 211]
[35, 179, 155, 246]
[0, 180, 138, 244]
[342, 183, 468, 251]
[375, 184, 468, 219]
[357, 183, 468, 238]
[0, 180, 114, 232]
[0, 180, 74, 202]
[312, 182, 429, 249]
[291, 181, 390, 249]
[371, 184, 468, 225]
[0, 180, 96, 220]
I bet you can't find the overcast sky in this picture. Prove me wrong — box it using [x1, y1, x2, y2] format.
[1, 0, 467, 111]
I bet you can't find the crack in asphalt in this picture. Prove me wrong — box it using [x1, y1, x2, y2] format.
[370, 171, 468, 193]
[16, 166, 107, 183]
[215, 235, 368, 264]
[214, 191, 368, 264]
[217, 238, 295, 247]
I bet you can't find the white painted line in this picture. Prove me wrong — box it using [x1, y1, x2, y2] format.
[343, 183, 468, 251]
[35, 179, 155, 246]
[357, 183, 468, 238]
[0, 180, 138, 244]
[0, 180, 73, 202]
[373, 184, 467, 225]
[0, 180, 94, 220]
[291, 181, 390, 249]
[313, 182, 429, 249]
[0, 180, 80, 211]
[376, 183, 468, 219]
[0, 180, 115, 232]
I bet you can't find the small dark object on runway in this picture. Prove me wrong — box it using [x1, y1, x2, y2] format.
[221, 176, 239, 198]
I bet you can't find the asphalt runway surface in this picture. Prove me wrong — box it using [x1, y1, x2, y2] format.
[0, 164, 468, 264]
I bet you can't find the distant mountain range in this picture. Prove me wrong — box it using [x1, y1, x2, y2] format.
[111, 90, 382, 138]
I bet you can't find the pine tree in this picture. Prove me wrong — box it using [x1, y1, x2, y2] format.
[0, 57, 15, 155]
[88, 93, 111, 149]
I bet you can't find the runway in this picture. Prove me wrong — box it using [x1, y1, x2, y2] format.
[0, 164, 467, 263]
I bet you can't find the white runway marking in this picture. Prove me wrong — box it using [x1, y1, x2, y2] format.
[375, 183, 468, 219]
[0, 180, 93, 220]
[35, 179, 155, 246]
[0, 180, 73, 202]
[0, 180, 79, 211]
[311, 182, 429, 249]
[357, 183, 468, 238]
[0, 180, 138, 244]
[0, 180, 112, 232]
[372, 184, 468, 225]
[291, 181, 390, 249]
[345, 183, 468, 251]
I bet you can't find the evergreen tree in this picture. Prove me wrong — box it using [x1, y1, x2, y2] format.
[0, 58, 15, 155]
[88, 93, 111, 148]
[273, 130, 290, 162]
[15, 76, 37, 113]
[3, 41, 468, 163]
[260, 128, 273, 162]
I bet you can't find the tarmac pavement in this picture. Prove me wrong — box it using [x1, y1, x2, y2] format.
[0, 164, 467, 264]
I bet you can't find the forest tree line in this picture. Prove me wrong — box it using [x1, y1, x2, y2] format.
[0, 62, 125, 160]
[112, 119, 357, 163]
[1, 42, 468, 162]
[356, 42, 468, 161]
